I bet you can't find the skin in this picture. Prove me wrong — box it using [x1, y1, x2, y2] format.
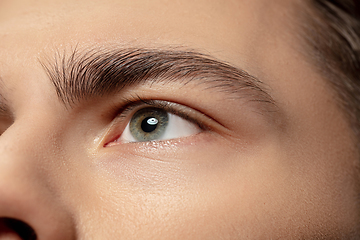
[0, 0, 359, 239]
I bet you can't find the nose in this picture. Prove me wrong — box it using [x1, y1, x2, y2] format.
[0, 124, 76, 240]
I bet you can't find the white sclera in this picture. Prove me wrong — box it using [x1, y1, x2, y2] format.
[118, 113, 201, 143]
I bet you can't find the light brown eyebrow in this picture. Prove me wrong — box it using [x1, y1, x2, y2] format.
[0, 78, 11, 118]
[41, 47, 277, 112]
[0, 101, 9, 117]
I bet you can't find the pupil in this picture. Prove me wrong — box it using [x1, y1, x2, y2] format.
[141, 117, 158, 133]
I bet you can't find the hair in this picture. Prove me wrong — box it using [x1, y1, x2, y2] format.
[302, 0, 360, 151]
[302, 2, 360, 235]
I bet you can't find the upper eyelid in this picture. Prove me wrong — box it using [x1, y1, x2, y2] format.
[113, 98, 210, 131]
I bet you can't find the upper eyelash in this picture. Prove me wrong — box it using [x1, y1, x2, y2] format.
[114, 96, 208, 131]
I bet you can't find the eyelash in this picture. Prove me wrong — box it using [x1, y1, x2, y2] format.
[105, 96, 209, 145]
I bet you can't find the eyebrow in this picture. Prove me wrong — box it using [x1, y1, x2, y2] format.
[0, 98, 9, 117]
[0, 78, 11, 117]
[40, 47, 276, 111]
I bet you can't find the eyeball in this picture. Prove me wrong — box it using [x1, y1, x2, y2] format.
[118, 107, 201, 143]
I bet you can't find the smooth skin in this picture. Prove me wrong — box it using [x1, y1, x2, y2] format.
[0, 0, 359, 239]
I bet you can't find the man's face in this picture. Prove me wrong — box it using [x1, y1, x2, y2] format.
[0, 0, 359, 239]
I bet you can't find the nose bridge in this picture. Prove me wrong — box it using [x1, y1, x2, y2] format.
[0, 120, 76, 239]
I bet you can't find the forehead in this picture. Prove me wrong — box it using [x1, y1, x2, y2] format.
[0, 0, 300, 64]
[0, 0, 307, 126]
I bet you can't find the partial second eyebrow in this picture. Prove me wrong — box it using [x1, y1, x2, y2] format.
[0, 77, 11, 118]
[40, 46, 276, 111]
[0, 98, 9, 117]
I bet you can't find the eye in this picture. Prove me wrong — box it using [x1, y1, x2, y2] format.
[117, 107, 201, 143]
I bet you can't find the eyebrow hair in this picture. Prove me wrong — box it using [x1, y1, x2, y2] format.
[0, 98, 8, 117]
[0, 78, 10, 117]
[40, 47, 276, 111]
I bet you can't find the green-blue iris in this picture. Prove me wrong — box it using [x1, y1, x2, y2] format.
[129, 107, 169, 142]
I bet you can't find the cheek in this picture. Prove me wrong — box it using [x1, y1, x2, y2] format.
[56, 125, 359, 239]
[277, 136, 360, 235]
